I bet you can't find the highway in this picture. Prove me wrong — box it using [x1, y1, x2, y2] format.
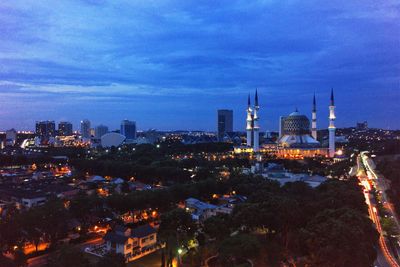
[358, 152, 400, 267]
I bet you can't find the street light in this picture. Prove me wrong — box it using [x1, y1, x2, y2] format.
[177, 248, 183, 266]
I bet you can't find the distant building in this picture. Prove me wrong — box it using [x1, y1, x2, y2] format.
[356, 121, 368, 131]
[35, 121, 56, 140]
[80, 119, 91, 138]
[5, 129, 17, 146]
[101, 132, 126, 147]
[217, 109, 233, 141]
[120, 120, 137, 140]
[58, 121, 73, 136]
[95, 125, 109, 139]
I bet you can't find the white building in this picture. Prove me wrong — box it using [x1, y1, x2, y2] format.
[101, 132, 126, 147]
[104, 224, 158, 260]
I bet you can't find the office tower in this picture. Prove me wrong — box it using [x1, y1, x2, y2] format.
[217, 109, 233, 141]
[58, 121, 73, 136]
[356, 121, 368, 131]
[95, 124, 109, 139]
[120, 120, 137, 140]
[35, 121, 56, 139]
[81, 119, 91, 138]
[6, 129, 17, 146]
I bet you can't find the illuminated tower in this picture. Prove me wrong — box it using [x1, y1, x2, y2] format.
[253, 89, 260, 152]
[246, 94, 253, 147]
[328, 89, 336, 157]
[311, 93, 317, 140]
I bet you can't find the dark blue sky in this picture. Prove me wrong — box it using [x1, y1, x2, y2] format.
[0, 0, 399, 131]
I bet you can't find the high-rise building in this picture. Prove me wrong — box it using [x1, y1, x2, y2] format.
[80, 119, 91, 138]
[58, 121, 73, 136]
[95, 125, 109, 139]
[120, 120, 137, 140]
[6, 129, 17, 146]
[35, 121, 56, 139]
[217, 109, 233, 141]
[356, 121, 368, 131]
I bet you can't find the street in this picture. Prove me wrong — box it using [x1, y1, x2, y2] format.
[358, 152, 400, 267]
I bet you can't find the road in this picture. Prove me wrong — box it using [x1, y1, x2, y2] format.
[27, 237, 103, 267]
[358, 152, 400, 267]
[362, 153, 400, 232]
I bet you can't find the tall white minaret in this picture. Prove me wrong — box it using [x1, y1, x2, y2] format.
[246, 94, 253, 147]
[253, 89, 260, 152]
[328, 89, 336, 157]
[311, 93, 317, 140]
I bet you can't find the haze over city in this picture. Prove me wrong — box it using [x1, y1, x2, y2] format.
[0, 0, 399, 131]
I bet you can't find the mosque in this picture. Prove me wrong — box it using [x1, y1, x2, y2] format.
[234, 89, 337, 159]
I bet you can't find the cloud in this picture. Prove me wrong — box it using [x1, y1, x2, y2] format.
[0, 0, 399, 130]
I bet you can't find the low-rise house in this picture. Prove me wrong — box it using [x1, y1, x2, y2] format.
[21, 194, 47, 208]
[185, 197, 239, 222]
[185, 198, 219, 222]
[104, 224, 158, 260]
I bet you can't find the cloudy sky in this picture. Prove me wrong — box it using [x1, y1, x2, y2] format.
[0, 0, 399, 131]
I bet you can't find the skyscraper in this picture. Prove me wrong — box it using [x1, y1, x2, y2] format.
[5, 129, 17, 146]
[35, 121, 56, 139]
[58, 121, 73, 136]
[217, 109, 233, 141]
[80, 119, 91, 138]
[95, 125, 109, 139]
[120, 120, 137, 140]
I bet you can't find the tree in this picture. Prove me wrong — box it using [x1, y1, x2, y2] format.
[159, 209, 197, 267]
[46, 245, 90, 267]
[13, 249, 27, 267]
[203, 214, 231, 241]
[300, 208, 378, 267]
[381, 217, 399, 236]
[96, 252, 126, 267]
[218, 234, 261, 264]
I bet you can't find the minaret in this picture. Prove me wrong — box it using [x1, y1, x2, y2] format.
[311, 93, 317, 140]
[246, 94, 253, 147]
[253, 89, 260, 152]
[328, 88, 336, 157]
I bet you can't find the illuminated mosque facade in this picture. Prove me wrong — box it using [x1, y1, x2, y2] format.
[234, 89, 337, 159]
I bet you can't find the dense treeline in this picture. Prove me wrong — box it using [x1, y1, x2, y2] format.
[349, 139, 400, 155]
[377, 158, 400, 215]
[213, 178, 378, 266]
[0, 170, 379, 267]
[71, 143, 247, 184]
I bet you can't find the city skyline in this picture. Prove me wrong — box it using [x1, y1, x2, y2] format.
[0, 1, 399, 130]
